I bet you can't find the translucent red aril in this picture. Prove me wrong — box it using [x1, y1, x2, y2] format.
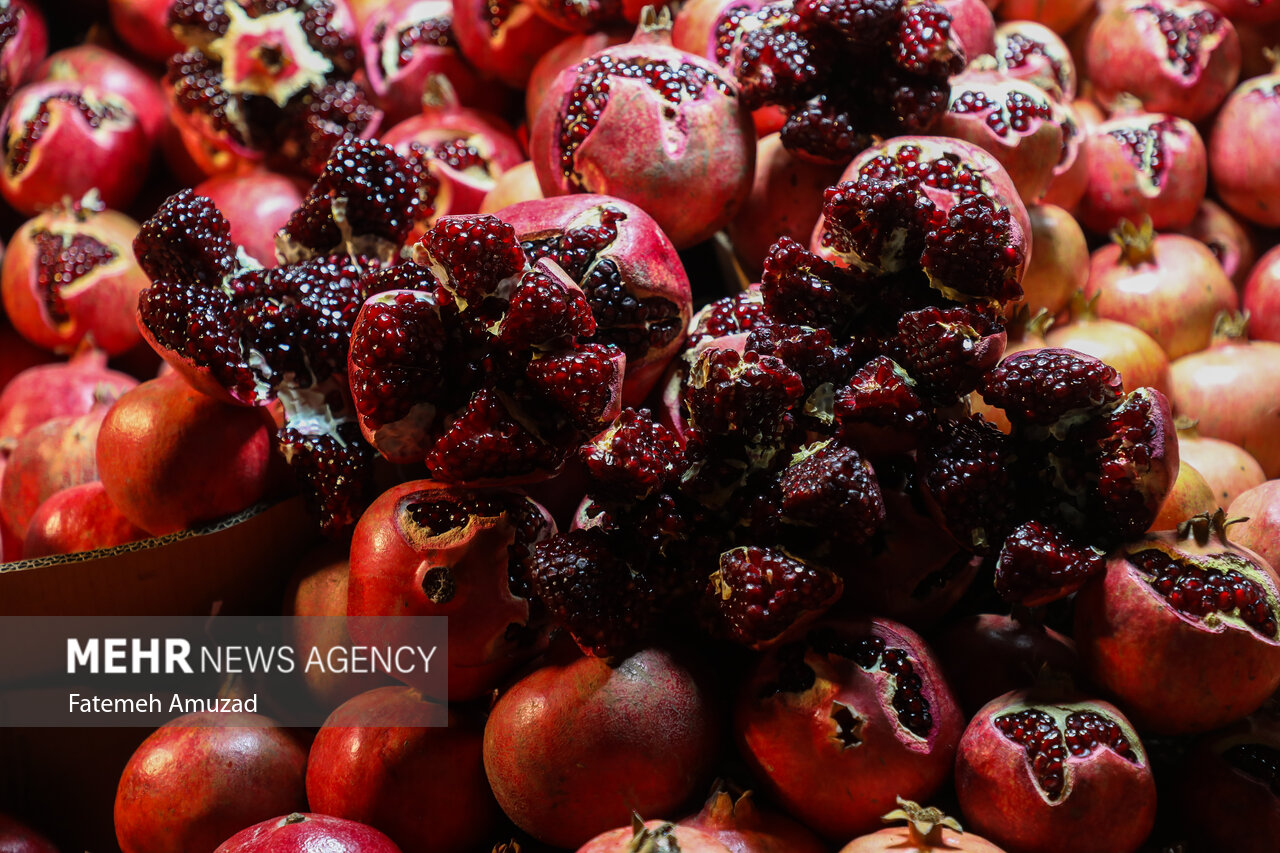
[702, 544, 844, 649]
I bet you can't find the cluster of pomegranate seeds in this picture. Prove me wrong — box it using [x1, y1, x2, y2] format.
[688, 287, 766, 345]
[1109, 120, 1172, 187]
[1130, 548, 1279, 637]
[386, 15, 455, 64]
[727, 0, 964, 162]
[919, 416, 1020, 554]
[995, 520, 1107, 606]
[32, 231, 115, 324]
[4, 91, 130, 176]
[950, 89, 1053, 138]
[1136, 2, 1225, 75]
[995, 709, 1069, 798]
[981, 349, 1124, 428]
[0, 3, 20, 104]
[556, 54, 734, 188]
[808, 628, 935, 736]
[1224, 744, 1280, 795]
[885, 306, 1004, 400]
[1064, 711, 1138, 762]
[779, 442, 884, 543]
[703, 546, 842, 648]
[583, 409, 683, 502]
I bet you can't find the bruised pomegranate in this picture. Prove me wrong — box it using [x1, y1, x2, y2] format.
[449, 0, 567, 89]
[115, 713, 308, 853]
[346, 480, 554, 701]
[214, 813, 402, 853]
[734, 618, 964, 839]
[531, 9, 754, 248]
[483, 644, 720, 849]
[581, 819, 731, 853]
[1178, 709, 1280, 853]
[678, 783, 827, 853]
[935, 614, 1079, 716]
[838, 799, 1005, 853]
[193, 171, 304, 267]
[1210, 65, 1280, 227]
[955, 690, 1156, 853]
[36, 45, 166, 142]
[1, 196, 148, 356]
[1244, 243, 1280, 343]
[22, 481, 146, 558]
[0, 79, 150, 215]
[1229, 481, 1280, 572]
[0, 348, 135, 442]
[1181, 199, 1257, 287]
[1084, 220, 1236, 360]
[1177, 421, 1266, 507]
[1075, 510, 1280, 734]
[305, 687, 498, 853]
[1086, 0, 1240, 121]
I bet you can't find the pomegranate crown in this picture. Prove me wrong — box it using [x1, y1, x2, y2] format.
[881, 797, 963, 845]
[1177, 508, 1247, 546]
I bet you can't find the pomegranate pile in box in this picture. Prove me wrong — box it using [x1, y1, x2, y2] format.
[2, 0, 1280, 850]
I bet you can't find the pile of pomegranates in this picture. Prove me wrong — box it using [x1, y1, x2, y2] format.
[3, 0, 1280, 851]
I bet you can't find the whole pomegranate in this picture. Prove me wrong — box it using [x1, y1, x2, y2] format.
[530, 8, 755, 248]
[0, 80, 150, 216]
[450, 0, 567, 89]
[1015, 204, 1087, 320]
[678, 783, 828, 853]
[1180, 199, 1256, 287]
[22, 481, 146, 558]
[193, 171, 304, 267]
[1178, 708, 1280, 853]
[1074, 510, 1280, 734]
[1085, 0, 1240, 121]
[1077, 109, 1206, 234]
[1044, 297, 1170, 395]
[580, 819, 731, 853]
[1, 196, 148, 356]
[1244, 243, 1280, 342]
[107, 0, 184, 63]
[214, 813, 402, 853]
[305, 687, 498, 853]
[935, 613, 1079, 716]
[115, 713, 308, 853]
[96, 372, 277, 537]
[1176, 421, 1266, 507]
[36, 45, 166, 142]
[955, 690, 1156, 853]
[838, 799, 1005, 853]
[1149, 458, 1217, 530]
[1209, 61, 1280, 227]
[1229, 480, 1280, 571]
[0, 348, 135, 442]
[734, 618, 965, 840]
[1167, 314, 1280, 477]
[1083, 220, 1237, 360]
[346, 480, 554, 701]
[483, 644, 721, 849]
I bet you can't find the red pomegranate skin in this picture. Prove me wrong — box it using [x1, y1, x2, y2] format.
[1179, 199, 1256, 287]
[1244, 244, 1280, 343]
[1149, 459, 1217, 530]
[0, 814, 57, 853]
[479, 161, 544, 213]
[1017, 203, 1088, 320]
[22, 480, 146, 558]
[1229, 481, 1280, 574]
[483, 644, 721, 849]
[935, 614, 1079, 716]
[1176, 432, 1266, 507]
[193, 171, 305, 267]
[838, 816, 1006, 852]
[1210, 69, 1280, 227]
[305, 686, 498, 853]
[214, 813, 402, 853]
[1044, 314, 1169, 396]
[0, 348, 133, 442]
[0, 407, 105, 547]
[114, 713, 308, 853]
[107, 0, 185, 63]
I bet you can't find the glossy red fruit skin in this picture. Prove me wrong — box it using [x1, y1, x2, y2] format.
[1017, 203, 1087, 320]
[500, 194, 693, 404]
[305, 687, 497, 853]
[0, 348, 135, 442]
[1, 204, 149, 357]
[734, 618, 965, 840]
[1210, 72, 1280, 227]
[940, 0, 996, 58]
[193, 171, 304, 268]
[1244, 244, 1280, 343]
[955, 691, 1156, 853]
[22, 481, 145, 558]
[96, 373, 275, 537]
[107, 0, 185, 63]
[115, 713, 308, 853]
[1086, 0, 1240, 122]
[1229, 481, 1280, 572]
[483, 644, 721, 849]
[936, 614, 1079, 716]
[0, 813, 58, 853]
[347, 480, 553, 702]
[677, 787, 828, 853]
[36, 45, 166, 142]
[1074, 531, 1280, 734]
[580, 821, 732, 853]
[451, 0, 567, 89]
[0, 81, 150, 216]
[1178, 709, 1280, 853]
[214, 813, 402, 853]
[479, 160, 544, 212]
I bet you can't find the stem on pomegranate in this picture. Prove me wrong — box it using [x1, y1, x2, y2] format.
[881, 797, 962, 848]
[1111, 217, 1156, 266]
[1210, 310, 1250, 344]
[1177, 508, 1246, 546]
[635, 4, 674, 42]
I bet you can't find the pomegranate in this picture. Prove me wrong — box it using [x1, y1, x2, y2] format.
[1077, 109, 1207, 234]
[0, 1, 44, 109]
[479, 160, 544, 212]
[305, 687, 498, 853]
[381, 77, 524, 222]
[997, 0, 1092, 33]
[107, 0, 184, 63]
[22, 481, 146, 558]
[193, 171, 305, 267]
[1228, 480, 1280, 571]
[450, 0, 568, 89]
[96, 372, 277, 537]
[1178, 708, 1280, 853]
[115, 713, 308, 853]
[580, 819, 732, 853]
[1210, 59, 1280, 226]
[0, 347, 136, 442]
[346, 480, 554, 701]
[969, 308, 1051, 432]
[285, 544, 394, 709]
[1180, 199, 1257, 287]
[0, 407, 105, 550]
[992, 21, 1077, 102]
[734, 617, 964, 839]
[0, 814, 56, 853]
[1039, 100, 1088, 212]
[1244, 243, 1280, 342]
[954, 690, 1156, 853]
[1086, 0, 1240, 121]
[527, 29, 631, 126]
[677, 783, 828, 853]
[1075, 510, 1280, 733]
[1083, 221, 1237, 359]
[1167, 313, 1280, 477]
[360, 0, 491, 127]
[1176, 420, 1266, 507]
[1043, 297, 1170, 395]
[530, 8, 755, 249]
[940, 0, 996, 59]
[1014, 203, 1087, 320]
[838, 799, 1005, 852]
[936, 69, 1064, 202]
[1, 196, 148, 356]
[35, 45, 166, 142]
[0, 80, 150, 216]
[1149, 458, 1217, 530]
[483, 644, 721, 848]
[214, 813, 402, 853]
[499, 194, 693, 404]
[935, 613, 1079, 716]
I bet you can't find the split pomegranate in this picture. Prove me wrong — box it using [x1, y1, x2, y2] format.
[450, 0, 567, 89]
[1084, 220, 1237, 360]
[214, 813, 402, 853]
[1075, 510, 1280, 734]
[36, 45, 166, 142]
[838, 799, 1006, 852]
[483, 644, 721, 848]
[0, 0, 45, 112]
[530, 8, 755, 248]
[1210, 62, 1280, 227]
[22, 481, 146, 558]
[526, 29, 631, 128]
[580, 819, 732, 853]
[955, 690, 1156, 853]
[0, 347, 135, 443]
[1244, 243, 1280, 343]
[0, 79, 150, 215]
[678, 783, 828, 853]
[1, 195, 148, 356]
[1039, 100, 1089, 212]
[1176, 421, 1266, 507]
[734, 617, 964, 839]
[193, 171, 305, 267]
[992, 21, 1077, 103]
[1228, 480, 1280, 572]
[935, 613, 1079, 716]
